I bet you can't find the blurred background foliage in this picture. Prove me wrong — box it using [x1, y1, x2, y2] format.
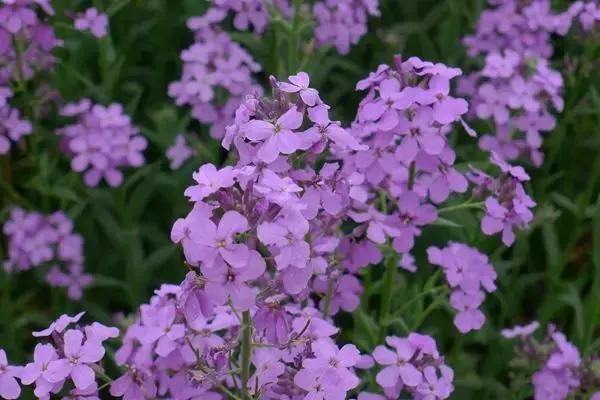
[1, 0, 599, 398]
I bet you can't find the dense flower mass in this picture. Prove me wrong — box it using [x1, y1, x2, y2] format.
[2, 0, 598, 398]
[328, 56, 473, 266]
[3, 208, 91, 299]
[0, 86, 31, 153]
[503, 322, 600, 400]
[313, 0, 380, 54]
[460, 0, 582, 166]
[58, 99, 147, 187]
[0, 0, 60, 83]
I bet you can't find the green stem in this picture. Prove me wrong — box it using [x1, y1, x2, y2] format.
[379, 252, 397, 336]
[218, 382, 243, 400]
[408, 161, 416, 190]
[11, 36, 26, 89]
[322, 278, 336, 317]
[241, 311, 252, 400]
[438, 201, 485, 214]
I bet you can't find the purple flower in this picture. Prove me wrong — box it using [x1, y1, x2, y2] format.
[501, 321, 540, 339]
[0, 89, 32, 154]
[58, 101, 146, 187]
[482, 50, 520, 78]
[425, 75, 469, 124]
[254, 169, 303, 208]
[166, 134, 194, 170]
[395, 107, 445, 160]
[416, 149, 468, 203]
[46, 263, 93, 300]
[312, 0, 380, 54]
[392, 192, 437, 253]
[305, 105, 367, 151]
[177, 271, 215, 321]
[314, 274, 363, 315]
[415, 365, 454, 400]
[74, 7, 108, 38]
[428, 242, 496, 333]
[248, 348, 285, 393]
[294, 369, 347, 400]
[191, 210, 250, 268]
[169, 14, 261, 139]
[300, 339, 361, 392]
[20, 344, 60, 398]
[110, 369, 157, 400]
[138, 304, 185, 357]
[242, 106, 304, 163]
[184, 164, 237, 201]
[373, 337, 422, 389]
[32, 312, 85, 337]
[450, 290, 486, 333]
[258, 211, 310, 270]
[359, 78, 411, 129]
[171, 201, 215, 265]
[481, 197, 518, 245]
[475, 83, 509, 124]
[46, 329, 105, 389]
[278, 72, 321, 106]
[0, 349, 20, 400]
[202, 250, 265, 310]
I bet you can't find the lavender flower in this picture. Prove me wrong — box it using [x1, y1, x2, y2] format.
[3, 208, 91, 300]
[58, 100, 147, 187]
[313, 0, 380, 54]
[461, 0, 586, 166]
[428, 243, 497, 333]
[169, 11, 262, 139]
[0, 86, 31, 153]
[0, 0, 60, 84]
[0, 349, 20, 400]
[74, 7, 108, 38]
[166, 134, 194, 170]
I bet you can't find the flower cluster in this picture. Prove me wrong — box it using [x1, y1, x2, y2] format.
[169, 9, 262, 140]
[460, 0, 582, 166]
[313, 0, 380, 54]
[371, 334, 454, 399]
[0, 0, 60, 84]
[502, 322, 600, 400]
[2, 207, 91, 300]
[110, 279, 362, 399]
[469, 152, 536, 246]
[151, 61, 463, 399]
[0, 86, 31, 154]
[74, 7, 108, 38]
[0, 312, 119, 400]
[427, 242, 497, 333]
[335, 56, 471, 267]
[58, 99, 147, 187]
